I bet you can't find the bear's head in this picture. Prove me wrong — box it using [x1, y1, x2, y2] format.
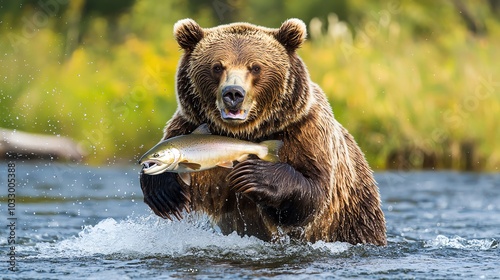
[173, 18, 311, 139]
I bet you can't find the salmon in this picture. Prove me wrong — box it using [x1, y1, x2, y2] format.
[138, 124, 283, 185]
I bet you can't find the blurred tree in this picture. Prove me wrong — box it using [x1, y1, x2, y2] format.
[186, 0, 243, 24]
[489, 0, 500, 14]
[65, 0, 84, 56]
[81, 0, 136, 40]
[0, 0, 135, 55]
[279, 0, 349, 28]
[452, 0, 486, 35]
[183, 0, 348, 28]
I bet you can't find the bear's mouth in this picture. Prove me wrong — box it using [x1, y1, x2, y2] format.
[221, 108, 248, 121]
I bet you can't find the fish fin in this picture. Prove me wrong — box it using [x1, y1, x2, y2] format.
[178, 173, 192, 186]
[217, 161, 234, 168]
[259, 140, 283, 163]
[236, 154, 249, 162]
[178, 161, 202, 170]
[191, 123, 211, 135]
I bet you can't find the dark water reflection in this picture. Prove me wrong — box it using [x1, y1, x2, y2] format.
[0, 162, 499, 279]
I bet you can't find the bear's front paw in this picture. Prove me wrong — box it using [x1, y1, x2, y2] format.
[140, 171, 191, 220]
[227, 159, 295, 206]
[228, 159, 318, 226]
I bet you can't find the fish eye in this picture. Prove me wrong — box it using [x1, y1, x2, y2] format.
[152, 152, 160, 158]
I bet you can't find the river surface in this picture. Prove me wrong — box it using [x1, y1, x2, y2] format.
[0, 162, 499, 279]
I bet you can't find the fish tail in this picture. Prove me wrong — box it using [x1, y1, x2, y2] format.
[259, 140, 283, 162]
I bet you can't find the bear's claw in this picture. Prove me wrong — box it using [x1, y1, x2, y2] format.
[140, 170, 191, 220]
[227, 159, 321, 226]
[227, 159, 281, 205]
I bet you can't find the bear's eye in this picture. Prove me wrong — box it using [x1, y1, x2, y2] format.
[212, 63, 223, 74]
[250, 65, 261, 75]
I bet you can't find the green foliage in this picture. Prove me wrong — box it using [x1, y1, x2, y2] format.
[1, 1, 499, 170]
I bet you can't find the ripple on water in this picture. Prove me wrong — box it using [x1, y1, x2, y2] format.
[30, 214, 354, 262]
[5, 168, 500, 279]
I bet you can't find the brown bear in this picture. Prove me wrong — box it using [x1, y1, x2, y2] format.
[140, 18, 386, 245]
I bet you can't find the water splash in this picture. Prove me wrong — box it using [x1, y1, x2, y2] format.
[32, 214, 351, 260]
[425, 235, 498, 251]
[34, 214, 251, 258]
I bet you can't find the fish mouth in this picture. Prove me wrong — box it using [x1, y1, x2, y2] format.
[221, 108, 248, 121]
[140, 159, 168, 175]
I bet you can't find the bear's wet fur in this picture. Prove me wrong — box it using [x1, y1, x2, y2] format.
[140, 18, 386, 245]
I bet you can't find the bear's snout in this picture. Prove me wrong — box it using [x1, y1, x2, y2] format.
[222, 85, 246, 108]
[219, 85, 249, 121]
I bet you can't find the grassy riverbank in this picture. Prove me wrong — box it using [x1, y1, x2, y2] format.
[1, 1, 498, 170]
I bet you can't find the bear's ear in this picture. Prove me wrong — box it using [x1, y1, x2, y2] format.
[174, 18, 204, 51]
[274, 18, 307, 52]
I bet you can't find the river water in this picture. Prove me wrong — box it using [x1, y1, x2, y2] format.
[0, 162, 499, 279]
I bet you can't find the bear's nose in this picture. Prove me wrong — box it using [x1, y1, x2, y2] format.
[222, 85, 245, 108]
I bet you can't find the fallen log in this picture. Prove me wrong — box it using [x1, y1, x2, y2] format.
[0, 128, 84, 161]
